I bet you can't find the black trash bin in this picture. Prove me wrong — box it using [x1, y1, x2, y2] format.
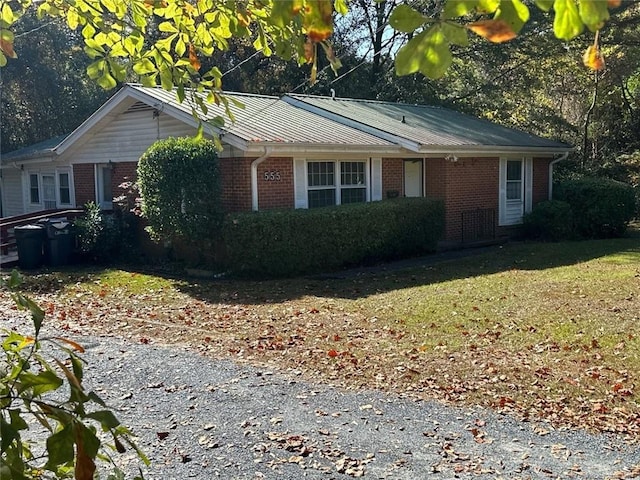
[15, 224, 45, 269]
[41, 221, 74, 266]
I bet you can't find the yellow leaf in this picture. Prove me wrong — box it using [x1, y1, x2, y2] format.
[583, 44, 605, 70]
[468, 19, 517, 43]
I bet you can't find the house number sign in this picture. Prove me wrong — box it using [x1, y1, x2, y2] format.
[263, 170, 282, 181]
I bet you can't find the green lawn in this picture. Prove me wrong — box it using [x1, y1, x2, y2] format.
[7, 229, 640, 439]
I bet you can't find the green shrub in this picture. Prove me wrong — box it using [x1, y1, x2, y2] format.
[137, 137, 223, 243]
[74, 201, 123, 263]
[554, 177, 636, 238]
[523, 200, 575, 241]
[222, 198, 445, 277]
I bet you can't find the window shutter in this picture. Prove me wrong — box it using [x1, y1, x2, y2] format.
[524, 157, 533, 213]
[293, 158, 307, 208]
[498, 158, 507, 225]
[371, 157, 382, 201]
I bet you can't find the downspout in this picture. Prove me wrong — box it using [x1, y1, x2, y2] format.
[548, 152, 569, 200]
[251, 147, 273, 211]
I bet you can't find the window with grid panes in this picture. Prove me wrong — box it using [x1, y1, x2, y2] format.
[307, 161, 336, 208]
[29, 174, 40, 204]
[307, 161, 367, 208]
[340, 161, 366, 204]
[59, 172, 71, 204]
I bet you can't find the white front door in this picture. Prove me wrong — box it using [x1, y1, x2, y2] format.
[404, 160, 423, 197]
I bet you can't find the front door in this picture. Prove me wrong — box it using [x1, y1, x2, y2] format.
[42, 174, 57, 209]
[404, 160, 423, 197]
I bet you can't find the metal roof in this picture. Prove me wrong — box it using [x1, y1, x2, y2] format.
[1, 135, 67, 163]
[285, 94, 571, 151]
[130, 85, 393, 147]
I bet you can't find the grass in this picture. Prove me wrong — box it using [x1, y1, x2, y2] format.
[4, 230, 640, 440]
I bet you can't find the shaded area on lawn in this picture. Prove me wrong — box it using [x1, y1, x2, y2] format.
[9, 226, 640, 305]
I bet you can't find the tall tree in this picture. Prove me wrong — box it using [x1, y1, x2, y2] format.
[1, 12, 109, 152]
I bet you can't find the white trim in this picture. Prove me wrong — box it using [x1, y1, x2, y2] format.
[499, 157, 529, 226]
[293, 158, 306, 208]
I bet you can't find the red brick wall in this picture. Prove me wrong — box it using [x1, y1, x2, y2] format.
[73, 164, 95, 207]
[382, 158, 403, 198]
[440, 157, 500, 242]
[532, 157, 550, 205]
[219, 157, 252, 212]
[112, 162, 138, 207]
[257, 157, 294, 210]
[425, 158, 446, 201]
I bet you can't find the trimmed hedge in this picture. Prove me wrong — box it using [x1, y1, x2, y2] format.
[554, 177, 636, 238]
[522, 200, 575, 241]
[222, 198, 445, 277]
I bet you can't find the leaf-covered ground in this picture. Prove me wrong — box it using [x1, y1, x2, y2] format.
[3, 232, 639, 443]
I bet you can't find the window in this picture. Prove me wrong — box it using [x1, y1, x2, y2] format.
[96, 164, 113, 209]
[307, 160, 366, 208]
[29, 174, 40, 204]
[307, 161, 336, 208]
[58, 173, 71, 205]
[340, 161, 366, 204]
[506, 160, 522, 200]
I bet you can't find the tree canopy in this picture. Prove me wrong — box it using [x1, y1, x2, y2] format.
[0, 1, 625, 95]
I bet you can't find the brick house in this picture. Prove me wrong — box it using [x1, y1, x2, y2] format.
[0, 84, 571, 244]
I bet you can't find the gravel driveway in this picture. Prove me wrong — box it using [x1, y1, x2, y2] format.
[75, 335, 638, 480]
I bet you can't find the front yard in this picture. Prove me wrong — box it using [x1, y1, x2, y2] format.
[4, 230, 639, 441]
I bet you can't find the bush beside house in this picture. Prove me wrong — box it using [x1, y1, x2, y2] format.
[524, 177, 636, 241]
[222, 198, 445, 277]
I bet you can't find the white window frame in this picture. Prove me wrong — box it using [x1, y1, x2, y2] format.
[499, 157, 533, 226]
[24, 167, 75, 210]
[95, 164, 113, 210]
[304, 159, 370, 208]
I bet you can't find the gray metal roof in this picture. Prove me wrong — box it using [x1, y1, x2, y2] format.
[131, 86, 393, 147]
[285, 94, 571, 151]
[1, 135, 67, 163]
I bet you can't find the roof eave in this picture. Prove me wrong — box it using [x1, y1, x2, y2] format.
[418, 144, 573, 156]
[241, 142, 399, 156]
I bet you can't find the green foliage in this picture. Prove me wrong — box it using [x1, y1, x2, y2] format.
[0, 270, 148, 479]
[222, 198, 445, 277]
[554, 177, 637, 238]
[137, 137, 223, 245]
[523, 200, 575, 241]
[74, 201, 123, 263]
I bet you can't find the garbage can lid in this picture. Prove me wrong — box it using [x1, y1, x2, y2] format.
[15, 224, 45, 230]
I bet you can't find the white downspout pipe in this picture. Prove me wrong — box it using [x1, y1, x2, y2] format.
[251, 147, 273, 211]
[548, 152, 569, 200]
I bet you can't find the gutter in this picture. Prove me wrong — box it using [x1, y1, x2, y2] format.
[251, 147, 273, 211]
[548, 151, 570, 200]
